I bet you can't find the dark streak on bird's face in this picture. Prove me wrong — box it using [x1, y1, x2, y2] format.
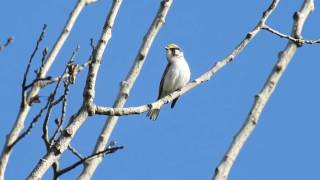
[165, 46, 180, 56]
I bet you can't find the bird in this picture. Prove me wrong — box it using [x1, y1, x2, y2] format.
[147, 43, 191, 120]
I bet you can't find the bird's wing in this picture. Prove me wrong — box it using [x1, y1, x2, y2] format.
[158, 63, 171, 99]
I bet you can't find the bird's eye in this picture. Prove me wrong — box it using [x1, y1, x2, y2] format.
[171, 47, 179, 52]
[170, 48, 180, 56]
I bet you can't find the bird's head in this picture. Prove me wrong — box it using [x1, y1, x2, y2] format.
[165, 43, 184, 61]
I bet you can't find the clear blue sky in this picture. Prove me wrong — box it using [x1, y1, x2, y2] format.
[1, 0, 319, 179]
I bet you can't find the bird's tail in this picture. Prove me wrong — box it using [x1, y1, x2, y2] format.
[147, 109, 160, 121]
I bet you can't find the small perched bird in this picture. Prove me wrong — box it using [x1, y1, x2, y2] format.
[147, 43, 191, 120]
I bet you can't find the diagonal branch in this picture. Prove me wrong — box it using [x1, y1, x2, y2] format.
[0, 1, 96, 179]
[10, 100, 50, 149]
[2, 25, 48, 150]
[213, 1, 314, 180]
[27, 0, 123, 179]
[79, 0, 280, 118]
[56, 146, 123, 179]
[78, 0, 174, 178]
[67, 144, 84, 160]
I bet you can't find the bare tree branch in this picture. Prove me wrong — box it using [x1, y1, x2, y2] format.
[67, 144, 84, 160]
[10, 99, 50, 149]
[27, 0, 123, 179]
[24, 45, 81, 91]
[41, 48, 79, 151]
[76, 0, 280, 118]
[21, 25, 48, 106]
[213, 1, 314, 180]
[25, 60, 89, 91]
[49, 81, 71, 145]
[2, 0, 318, 179]
[3, 25, 48, 149]
[78, 0, 174, 178]
[56, 145, 123, 178]
[14, 47, 79, 179]
[262, 24, 320, 45]
[0, 1, 96, 178]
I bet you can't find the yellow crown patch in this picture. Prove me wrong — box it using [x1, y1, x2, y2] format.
[166, 43, 179, 49]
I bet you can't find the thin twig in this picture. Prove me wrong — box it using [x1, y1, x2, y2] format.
[9, 101, 50, 149]
[41, 77, 66, 150]
[49, 46, 79, 145]
[262, 24, 320, 45]
[24, 45, 87, 91]
[25, 60, 89, 90]
[21, 24, 47, 107]
[56, 146, 123, 178]
[49, 81, 71, 145]
[24, 77, 53, 90]
[90, 38, 95, 50]
[36, 48, 49, 79]
[67, 145, 84, 160]
[42, 46, 80, 150]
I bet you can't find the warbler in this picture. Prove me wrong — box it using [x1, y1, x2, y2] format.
[147, 43, 191, 120]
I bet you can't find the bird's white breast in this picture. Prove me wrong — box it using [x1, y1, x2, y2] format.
[162, 57, 191, 94]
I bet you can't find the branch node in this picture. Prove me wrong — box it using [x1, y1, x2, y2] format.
[87, 102, 96, 116]
[251, 119, 257, 125]
[296, 38, 304, 47]
[64, 28, 70, 34]
[52, 146, 62, 156]
[192, 79, 200, 83]
[246, 32, 253, 39]
[275, 63, 283, 72]
[120, 81, 130, 99]
[63, 128, 73, 137]
[138, 53, 145, 61]
[254, 93, 261, 100]
[293, 11, 300, 21]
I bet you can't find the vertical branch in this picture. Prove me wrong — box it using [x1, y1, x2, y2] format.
[42, 46, 80, 150]
[0, 1, 95, 179]
[49, 81, 71, 144]
[213, 1, 314, 180]
[27, 0, 123, 179]
[78, 0, 173, 179]
[21, 25, 48, 108]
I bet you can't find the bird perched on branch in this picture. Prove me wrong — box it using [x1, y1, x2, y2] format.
[147, 43, 191, 120]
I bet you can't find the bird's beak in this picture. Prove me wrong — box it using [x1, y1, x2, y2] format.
[165, 46, 168, 50]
